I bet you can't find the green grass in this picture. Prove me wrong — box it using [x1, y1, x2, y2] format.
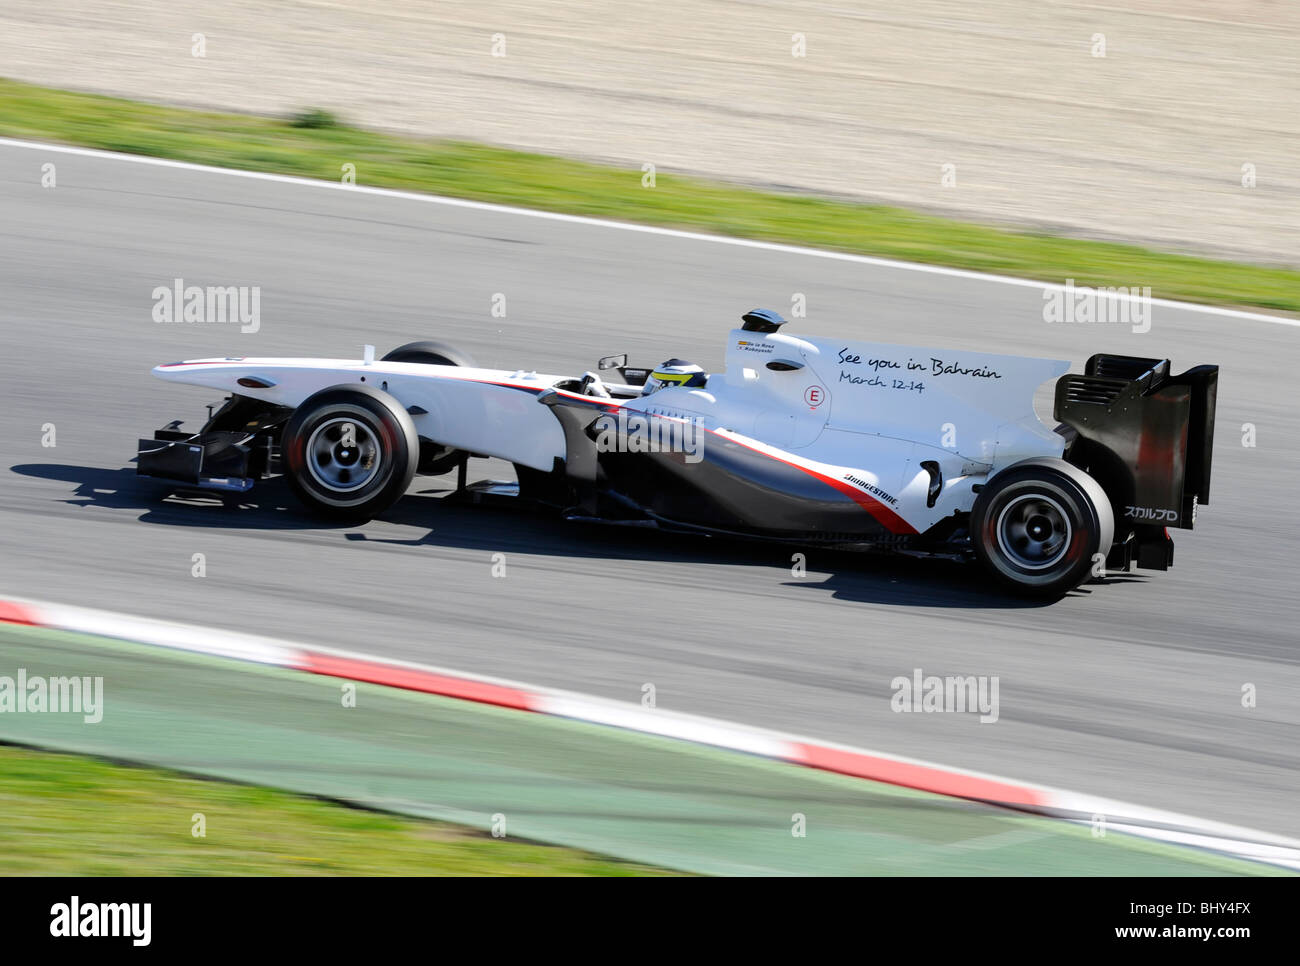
[1, 77, 1296, 314]
[0, 744, 675, 875]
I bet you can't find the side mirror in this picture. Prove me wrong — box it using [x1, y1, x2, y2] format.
[597, 353, 627, 371]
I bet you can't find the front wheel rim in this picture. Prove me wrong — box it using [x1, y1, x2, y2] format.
[994, 493, 1072, 570]
[305, 417, 383, 492]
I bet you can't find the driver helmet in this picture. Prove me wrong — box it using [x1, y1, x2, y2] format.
[642, 359, 708, 395]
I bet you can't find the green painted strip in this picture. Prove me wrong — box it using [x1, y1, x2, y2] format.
[0, 624, 1283, 875]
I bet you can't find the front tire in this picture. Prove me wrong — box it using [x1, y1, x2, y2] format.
[281, 384, 418, 521]
[381, 340, 475, 475]
[971, 458, 1114, 597]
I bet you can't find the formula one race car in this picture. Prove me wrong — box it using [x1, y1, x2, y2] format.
[136, 309, 1217, 596]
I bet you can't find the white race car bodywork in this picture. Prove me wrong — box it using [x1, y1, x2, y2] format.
[153, 327, 1070, 536]
[157, 358, 573, 474]
[140, 308, 1216, 595]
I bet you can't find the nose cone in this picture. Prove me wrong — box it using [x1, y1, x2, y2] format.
[153, 358, 246, 379]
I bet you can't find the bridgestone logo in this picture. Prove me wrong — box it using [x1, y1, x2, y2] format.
[843, 474, 897, 506]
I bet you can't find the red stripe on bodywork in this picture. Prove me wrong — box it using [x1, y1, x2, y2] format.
[786, 458, 916, 535]
[473, 379, 622, 412]
[157, 360, 247, 368]
[793, 743, 1047, 807]
[295, 651, 536, 711]
[708, 430, 917, 535]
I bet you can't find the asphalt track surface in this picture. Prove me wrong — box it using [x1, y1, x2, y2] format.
[1, 141, 1297, 837]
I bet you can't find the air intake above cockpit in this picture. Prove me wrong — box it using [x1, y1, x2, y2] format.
[740, 308, 788, 333]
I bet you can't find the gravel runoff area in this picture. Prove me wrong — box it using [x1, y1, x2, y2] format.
[1, 0, 1296, 267]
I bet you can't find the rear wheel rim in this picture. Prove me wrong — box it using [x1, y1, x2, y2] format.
[995, 493, 1072, 570]
[305, 417, 382, 492]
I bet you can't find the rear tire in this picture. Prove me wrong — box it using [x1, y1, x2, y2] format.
[281, 384, 418, 521]
[381, 340, 475, 475]
[971, 458, 1114, 597]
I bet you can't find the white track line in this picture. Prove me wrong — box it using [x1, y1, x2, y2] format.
[1, 136, 1295, 328]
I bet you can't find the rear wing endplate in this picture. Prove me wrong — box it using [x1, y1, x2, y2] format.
[1054, 354, 1218, 530]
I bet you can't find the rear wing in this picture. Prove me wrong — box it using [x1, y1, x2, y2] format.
[1054, 353, 1218, 530]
